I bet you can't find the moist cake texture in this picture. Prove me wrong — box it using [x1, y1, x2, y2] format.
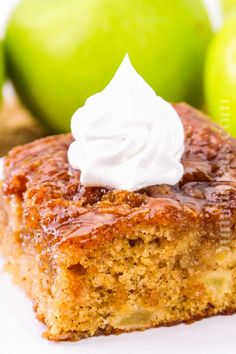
[0, 103, 236, 341]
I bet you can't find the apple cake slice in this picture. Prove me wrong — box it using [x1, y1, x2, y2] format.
[0, 103, 236, 341]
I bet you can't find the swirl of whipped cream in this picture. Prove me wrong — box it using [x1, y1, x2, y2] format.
[68, 55, 184, 191]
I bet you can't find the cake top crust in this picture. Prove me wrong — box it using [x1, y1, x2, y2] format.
[2, 103, 236, 245]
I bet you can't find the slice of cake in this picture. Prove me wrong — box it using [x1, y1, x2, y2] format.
[0, 103, 236, 341]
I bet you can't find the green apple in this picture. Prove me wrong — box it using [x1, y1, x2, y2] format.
[222, 0, 236, 17]
[5, 0, 212, 132]
[205, 11, 236, 137]
[0, 42, 4, 103]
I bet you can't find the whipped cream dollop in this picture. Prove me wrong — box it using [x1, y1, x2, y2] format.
[68, 55, 184, 191]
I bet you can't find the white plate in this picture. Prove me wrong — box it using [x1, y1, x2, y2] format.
[1, 259, 236, 354]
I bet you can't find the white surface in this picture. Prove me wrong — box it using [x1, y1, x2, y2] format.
[0, 0, 20, 37]
[1, 264, 236, 354]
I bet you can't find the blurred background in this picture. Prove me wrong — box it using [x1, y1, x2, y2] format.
[0, 0, 235, 157]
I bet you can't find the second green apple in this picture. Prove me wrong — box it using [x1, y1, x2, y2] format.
[205, 10, 236, 137]
[5, 0, 212, 132]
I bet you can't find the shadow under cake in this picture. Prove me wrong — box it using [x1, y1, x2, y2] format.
[0, 103, 236, 341]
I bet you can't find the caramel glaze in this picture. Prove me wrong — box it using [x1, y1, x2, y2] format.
[2, 103, 236, 251]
